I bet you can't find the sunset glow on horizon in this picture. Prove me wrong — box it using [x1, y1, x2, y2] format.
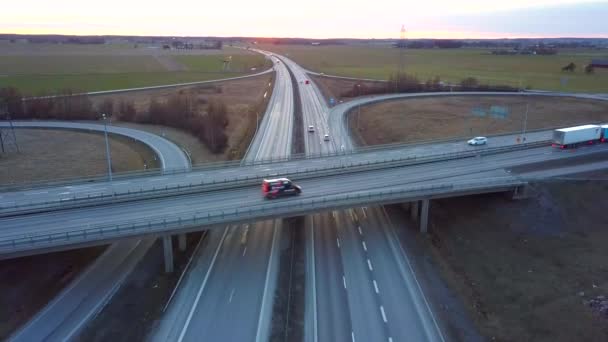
[1, 0, 606, 39]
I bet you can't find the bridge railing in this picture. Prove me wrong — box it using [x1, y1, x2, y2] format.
[0, 127, 554, 191]
[0, 176, 524, 254]
[0, 140, 549, 215]
[0, 140, 550, 217]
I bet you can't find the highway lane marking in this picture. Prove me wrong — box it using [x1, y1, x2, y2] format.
[343, 275, 347, 289]
[332, 211, 337, 220]
[242, 247, 247, 257]
[59, 192, 70, 195]
[362, 207, 368, 219]
[352, 332, 356, 342]
[163, 232, 206, 313]
[380, 305, 388, 323]
[362, 241, 367, 252]
[373, 280, 379, 294]
[367, 259, 374, 271]
[336, 238, 340, 248]
[186, 174, 201, 178]
[178, 226, 230, 342]
[388, 337, 393, 342]
[149, 178, 168, 182]
[229, 288, 235, 303]
[113, 182, 130, 185]
[25, 191, 48, 195]
[358, 226, 363, 235]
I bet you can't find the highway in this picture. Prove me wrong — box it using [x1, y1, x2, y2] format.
[284, 56, 445, 341]
[3, 57, 608, 342]
[153, 53, 292, 342]
[7, 122, 190, 341]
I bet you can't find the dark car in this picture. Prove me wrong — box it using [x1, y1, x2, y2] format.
[262, 178, 302, 199]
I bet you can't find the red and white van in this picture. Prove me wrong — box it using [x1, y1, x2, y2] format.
[262, 178, 302, 199]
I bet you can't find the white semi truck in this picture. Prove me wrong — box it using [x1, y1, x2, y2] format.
[552, 124, 602, 148]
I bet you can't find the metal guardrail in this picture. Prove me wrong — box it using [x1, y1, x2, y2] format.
[0, 132, 552, 191]
[0, 177, 524, 254]
[0, 140, 549, 217]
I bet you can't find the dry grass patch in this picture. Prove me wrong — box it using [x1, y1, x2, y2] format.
[352, 96, 608, 145]
[0, 129, 158, 185]
[94, 73, 274, 164]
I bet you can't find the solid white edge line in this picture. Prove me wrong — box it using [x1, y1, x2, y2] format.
[380, 206, 446, 342]
[310, 219, 318, 342]
[163, 232, 206, 313]
[255, 221, 281, 342]
[177, 226, 230, 342]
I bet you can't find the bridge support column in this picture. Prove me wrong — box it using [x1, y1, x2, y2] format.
[178, 234, 187, 252]
[163, 235, 174, 273]
[420, 199, 430, 234]
[410, 201, 419, 221]
[511, 184, 530, 200]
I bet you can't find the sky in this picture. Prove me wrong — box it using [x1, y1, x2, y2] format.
[1, 0, 607, 39]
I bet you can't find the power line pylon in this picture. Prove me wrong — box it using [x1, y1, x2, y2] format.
[0, 101, 19, 154]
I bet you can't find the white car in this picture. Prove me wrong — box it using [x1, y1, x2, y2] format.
[308, 125, 315, 133]
[467, 137, 487, 146]
[324, 134, 330, 141]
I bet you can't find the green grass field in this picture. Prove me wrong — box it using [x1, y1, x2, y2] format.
[0, 43, 268, 94]
[262, 44, 608, 92]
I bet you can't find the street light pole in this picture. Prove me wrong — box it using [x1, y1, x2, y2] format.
[522, 103, 529, 142]
[357, 84, 361, 129]
[102, 113, 113, 181]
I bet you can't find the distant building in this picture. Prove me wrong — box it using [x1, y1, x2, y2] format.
[590, 59, 608, 68]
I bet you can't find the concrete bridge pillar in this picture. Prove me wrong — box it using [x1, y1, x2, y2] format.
[410, 201, 419, 221]
[163, 235, 174, 273]
[178, 234, 187, 252]
[420, 199, 430, 234]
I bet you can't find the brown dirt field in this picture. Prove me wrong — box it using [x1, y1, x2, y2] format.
[0, 129, 159, 185]
[93, 73, 275, 163]
[419, 179, 608, 341]
[0, 246, 106, 340]
[352, 96, 608, 145]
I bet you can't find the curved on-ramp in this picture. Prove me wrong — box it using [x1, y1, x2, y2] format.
[6, 121, 190, 342]
[328, 91, 608, 151]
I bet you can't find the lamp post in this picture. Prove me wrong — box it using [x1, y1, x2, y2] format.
[522, 103, 529, 142]
[356, 84, 361, 129]
[102, 113, 113, 181]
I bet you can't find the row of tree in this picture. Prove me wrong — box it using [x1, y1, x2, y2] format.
[0, 87, 230, 154]
[340, 73, 518, 98]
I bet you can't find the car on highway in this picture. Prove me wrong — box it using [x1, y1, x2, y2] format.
[324, 134, 330, 141]
[308, 125, 315, 132]
[467, 136, 487, 146]
[262, 178, 302, 199]
[304, 80, 310, 85]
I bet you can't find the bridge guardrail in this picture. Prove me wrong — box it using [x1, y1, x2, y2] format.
[0, 140, 550, 217]
[0, 176, 525, 254]
[0, 126, 555, 191]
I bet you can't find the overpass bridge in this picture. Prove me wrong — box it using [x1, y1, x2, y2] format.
[1, 141, 607, 259]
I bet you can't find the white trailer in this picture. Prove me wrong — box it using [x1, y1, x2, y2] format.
[552, 124, 601, 148]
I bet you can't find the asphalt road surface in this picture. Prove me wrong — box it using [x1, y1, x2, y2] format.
[153, 53, 292, 342]
[6, 122, 190, 341]
[285, 56, 445, 342]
